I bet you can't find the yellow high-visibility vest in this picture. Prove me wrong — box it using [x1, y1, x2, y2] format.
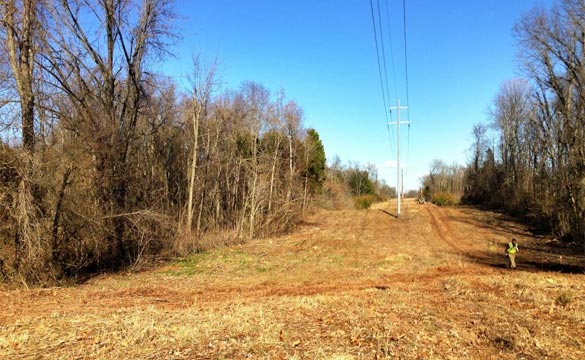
[507, 242, 518, 254]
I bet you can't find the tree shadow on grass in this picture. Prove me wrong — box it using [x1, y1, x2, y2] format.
[449, 206, 585, 275]
[520, 260, 584, 274]
[463, 248, 584, 275]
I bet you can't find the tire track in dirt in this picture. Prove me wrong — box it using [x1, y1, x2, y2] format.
[425, 204, 489, 268]
[0, 204, 522, 323]
[426, 204, 464, 253]
[0, 265, 474, 322]
[1, 207, 496, 320]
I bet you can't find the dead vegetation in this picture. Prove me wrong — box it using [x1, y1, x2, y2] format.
[1, 199, 584, 359]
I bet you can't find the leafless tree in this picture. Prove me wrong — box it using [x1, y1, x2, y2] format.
[1, 0, 38, 153]
[464, 0, 585, 247]
[515, 0, 585, 243]
[37, 0, 177, 266]
[184, 57, 218, 236]
[0, 0, 322, 282]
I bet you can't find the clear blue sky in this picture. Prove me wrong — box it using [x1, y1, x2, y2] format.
[162, 0, 555, 191]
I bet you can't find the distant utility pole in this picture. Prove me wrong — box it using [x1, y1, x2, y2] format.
[401, 168, 404, 199]
[389, 99, 410, 217]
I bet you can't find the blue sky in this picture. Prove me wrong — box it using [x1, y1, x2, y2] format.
[162, 0, 555, 191]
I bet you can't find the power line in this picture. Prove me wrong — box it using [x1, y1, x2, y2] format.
[370, 0, 413, 193]
[369, 0, 396, 157]
[406, 122, 411, 177]
[376, 0, 398, 156]
[369, 1, 389, 123]
[402, 0, 411, 120]
[386, 120, 396, 162]
[402, 0, 411, 179]
[382, 0, 398, 158]
[383, 0, 399, 99]
[376, 0, 392, 105]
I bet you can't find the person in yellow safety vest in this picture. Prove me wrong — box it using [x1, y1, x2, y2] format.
[505, 238, 519, 269]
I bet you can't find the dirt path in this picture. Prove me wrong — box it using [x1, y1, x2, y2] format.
[425, 203, 584, 273]
[1, 200, 584, 359]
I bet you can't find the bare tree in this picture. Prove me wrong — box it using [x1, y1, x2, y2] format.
[265, 90, 286, 213]
[284, 100, 303, 202]
[0, 0, 46, 278]
[1, 0, 38, 153]
[40, 0, 176, 265]
[0, 0, 320, 283]
[515, 0, 585, 243]
[239, 82, 269, 239]
[490, 79, 531, 184]
[185, 57, 218, 235]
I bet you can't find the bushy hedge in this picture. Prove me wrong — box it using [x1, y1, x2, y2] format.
[354, 195, 377, 209]
[431, 192, 457, 207]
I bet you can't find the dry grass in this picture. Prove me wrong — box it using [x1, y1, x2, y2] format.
[1, 200, 584, 359]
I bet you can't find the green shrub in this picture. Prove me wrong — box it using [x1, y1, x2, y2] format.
[354, 195, 376, 209]
[432, 192, 457, 206]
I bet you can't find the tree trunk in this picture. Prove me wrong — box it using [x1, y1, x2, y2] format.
[186, 101, 201, 234]
[3, 0, 36, 153]
[286, 135, 294, 202]
[268, 135, 282, 212]
[249, 135, 258, 239]
[196, 130, 212, 234]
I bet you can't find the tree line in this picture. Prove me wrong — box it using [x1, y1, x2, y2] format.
[420, 159, 465, 206]
[0, 0, 326, 283]
[463, 0, 585, 249]
[324, 157, 396, 209]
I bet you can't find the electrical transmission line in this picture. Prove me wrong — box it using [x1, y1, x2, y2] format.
[384, 0, 399, 99]
[402, 0, 412, 179]
[402, 0, 411, 116]
[376, 0, 392, 108]
[369, 0, 396, 158]
[369, 0, 389, 124]
[369, 0, 413, 216]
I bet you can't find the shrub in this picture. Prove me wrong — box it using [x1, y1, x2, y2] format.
[354, 195, 376, 209]
[432, 192, 457, 206]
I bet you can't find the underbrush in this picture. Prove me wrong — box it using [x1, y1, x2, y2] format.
[353, 195, 377, 209]
[2, 205, 585, 359]
[432, 192, 459, 206]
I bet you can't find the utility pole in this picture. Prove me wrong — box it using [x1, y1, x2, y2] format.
[401, 168, 404, 199]
[389, 99, 409, 217]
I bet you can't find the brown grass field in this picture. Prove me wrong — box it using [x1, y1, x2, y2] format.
[1, 199, 584, 359]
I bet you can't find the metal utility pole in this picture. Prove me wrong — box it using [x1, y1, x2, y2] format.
[389, 99, 409, 217]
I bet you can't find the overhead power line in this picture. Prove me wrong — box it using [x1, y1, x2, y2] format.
[402, 0, 411, 176]
[369, 0, 413, 206]
[382, 0, 398, 158]
[376, 0, 392, 105]
[402, 0, 411, 119]
[383, 0, 399, 99]
[369, 0, 396, 158]
[369, 0, 389, 123]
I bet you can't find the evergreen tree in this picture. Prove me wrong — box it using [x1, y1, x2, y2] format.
[347, 170, 375, 196]
[303, 129, 326, 194]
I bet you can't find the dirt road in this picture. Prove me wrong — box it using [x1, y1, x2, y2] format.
[1, 200, 584, 359]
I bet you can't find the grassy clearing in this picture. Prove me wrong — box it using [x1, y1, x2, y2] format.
[1, 200, 584, 359]
[3, 272, 582, 359]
